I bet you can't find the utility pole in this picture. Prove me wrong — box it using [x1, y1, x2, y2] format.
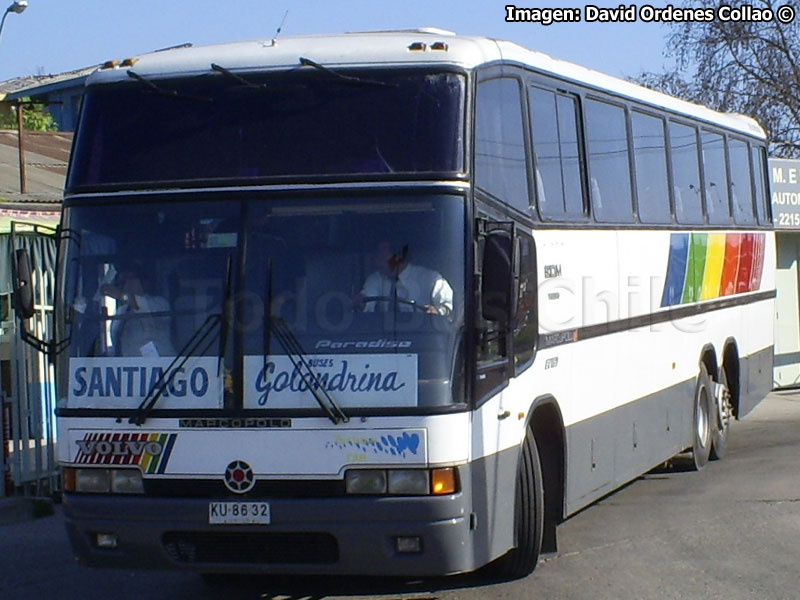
[1, 99, 62, 194]
[16, 101, 26, 193]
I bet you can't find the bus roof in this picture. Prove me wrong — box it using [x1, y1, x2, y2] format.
[87, 29, 765, 140]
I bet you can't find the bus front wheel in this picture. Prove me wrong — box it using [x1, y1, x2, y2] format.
[692, 364, 714, 470]
[491, 427, 544, 579]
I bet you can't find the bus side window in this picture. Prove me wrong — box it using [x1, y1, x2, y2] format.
[529, 86, 586, 220]
[729, 138, 756, 225]
[669, 122, 705, 225]
[701, 130, 730, 225]
[751, 145, 770, 224]
[475, 228, 537, 400]
[584, 98, 634, 223]
[475, 78, 531, 215]
[631, 111, 672, 224]
[513, 233, 537, 373]
[476, 232, 508, 363]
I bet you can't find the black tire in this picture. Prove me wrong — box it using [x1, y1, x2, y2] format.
[491, 428, 544, 579]
[710, 365, 731, 460]
[692, 364, 714, 470]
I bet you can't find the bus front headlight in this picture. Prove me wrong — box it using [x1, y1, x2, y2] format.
[387, 469, 430, 494]
[111, 469, 144, 494]
[344, 467, 459, 496]
[65, 468, 144, 494]
[73, 468, 112, 493]
[345, 469, 387, 494]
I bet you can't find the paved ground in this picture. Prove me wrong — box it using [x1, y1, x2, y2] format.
[1, 391, 799, 600]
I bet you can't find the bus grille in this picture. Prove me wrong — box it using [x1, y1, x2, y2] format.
[162, 531, 339, 564]
[145, 479, 346, 498]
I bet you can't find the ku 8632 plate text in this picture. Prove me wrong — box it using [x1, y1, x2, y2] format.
[208, 501, 271, 524]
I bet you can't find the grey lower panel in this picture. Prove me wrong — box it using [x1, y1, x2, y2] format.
[563, 345, 774, 515]
[65, 493, 474, 575]
[64, 492, 475, 576]
[469, 445, 519, 565]
[738, 346, 773, 417]
[564, 379, 694, 516]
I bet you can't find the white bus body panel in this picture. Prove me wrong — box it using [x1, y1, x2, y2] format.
[59, 413, 471, 477]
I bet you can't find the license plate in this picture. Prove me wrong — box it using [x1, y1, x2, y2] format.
[208, 501, 271, 524]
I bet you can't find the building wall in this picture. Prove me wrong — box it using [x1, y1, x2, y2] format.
[771, 158, 800, 387]
[39, 89, 82, 132]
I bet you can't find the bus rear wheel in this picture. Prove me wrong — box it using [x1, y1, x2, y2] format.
[491, 428, 544, 579]
[710, 365, 732, 460]
[692, 364, 713, 470]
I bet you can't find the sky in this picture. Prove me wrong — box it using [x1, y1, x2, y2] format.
[0, 0, 682, 83]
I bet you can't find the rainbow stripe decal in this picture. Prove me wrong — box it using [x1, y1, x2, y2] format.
[661, 233, 765, 307]
[74, 432, 177, 474]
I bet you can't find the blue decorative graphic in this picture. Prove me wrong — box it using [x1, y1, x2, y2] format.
[326, 431, 421, 458]
[661, 233, 690, 307]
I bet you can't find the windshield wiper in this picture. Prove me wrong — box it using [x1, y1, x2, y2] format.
[210, 63, 267, 90]
[126, 70, 212, 102]
[130, 255, 232, 426]
[263, 259, 348, 424]
[271, 317, 349, 424]
[263, 257, 274, 375]
[298, 57, 396, 88]
[217, 254, 234, 377]
[128, 313, 222, 426]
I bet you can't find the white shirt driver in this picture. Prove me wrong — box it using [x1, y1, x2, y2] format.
[361, 263, 453, 315]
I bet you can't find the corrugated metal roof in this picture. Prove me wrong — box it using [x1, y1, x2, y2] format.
[0, 66, 96, 98]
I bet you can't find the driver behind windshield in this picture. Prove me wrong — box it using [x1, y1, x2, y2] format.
[356, 241, 453, 315]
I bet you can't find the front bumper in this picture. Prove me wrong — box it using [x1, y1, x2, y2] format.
[63, 490, 478, 576]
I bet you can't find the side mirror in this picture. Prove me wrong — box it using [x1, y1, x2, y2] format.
[13, 248, 35, 320]
[481, 231, 515, 323]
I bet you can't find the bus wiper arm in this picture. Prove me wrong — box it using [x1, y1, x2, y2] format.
[211, 63, 267, 89]
[126, 70, 212, 102]
[217, 254, 234, 377]
[261, 259, 346, 424]
[270, 317, 349, 424]
[128, 313, 222, 426]
[263, 258, 274, 373]
[274, 323, 348, 425]
[298, 57, 397, 88]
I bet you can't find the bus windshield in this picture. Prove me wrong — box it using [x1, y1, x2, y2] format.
[67, 68, 465, 190]
[57, 193, 467, 413]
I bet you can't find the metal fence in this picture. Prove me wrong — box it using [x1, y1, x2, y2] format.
[1, 225, 58, 498]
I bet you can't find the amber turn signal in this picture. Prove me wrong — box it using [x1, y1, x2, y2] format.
[431, 467, 457, 495]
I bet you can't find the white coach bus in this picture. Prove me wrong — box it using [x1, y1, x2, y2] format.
[14, 29, 774, 578]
